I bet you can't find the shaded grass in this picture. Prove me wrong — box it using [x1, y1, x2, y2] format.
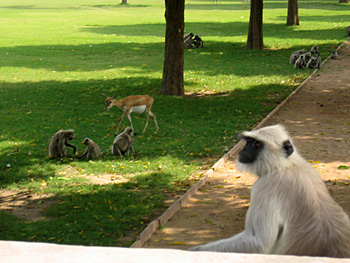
[0, 0, 349, 246]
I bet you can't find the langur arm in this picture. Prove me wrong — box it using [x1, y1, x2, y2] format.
[65, 141, 76, 154]
[78, 149, 88, 159]
[191, 231, 264, 253]
[191, 200, 281, 254]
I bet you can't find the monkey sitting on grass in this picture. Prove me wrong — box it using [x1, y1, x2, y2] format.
[112, 127, 137, 157]
[48, 129, 76, 158]
[79, 138, 100, 159]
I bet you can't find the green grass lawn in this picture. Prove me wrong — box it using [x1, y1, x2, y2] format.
[0, 0, 348, 246]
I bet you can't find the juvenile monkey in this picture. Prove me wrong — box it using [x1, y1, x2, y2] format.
[48, 129, 76, 158]
[112, 127, 137, 157]
[79, 138, 100, 159]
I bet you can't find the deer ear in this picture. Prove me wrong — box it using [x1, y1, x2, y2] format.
[112, 95, 117, 99]
[102, 93, 108, 98]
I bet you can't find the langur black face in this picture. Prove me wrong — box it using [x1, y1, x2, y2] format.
[238, 135, 264, 164]
[66, 131, 74, 141]
[238, 134, 294, 164]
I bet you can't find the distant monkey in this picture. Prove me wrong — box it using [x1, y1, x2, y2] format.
[79, 138, 100, 159]
[193, 35, 204, 48]
[331, 50, 338, 59]
[184, 35, 194, 49]
[191, 125, 350, 258]
[289, 49, 306, 64]
[294, 54, 305, 69]
[303, 51, 311, 63]
[306, 56, 318, 69]
[316, 53, 321, 69]
[183, 33, 194, 41]
[48, 129, 76, 158]
[112, 127, 137, 157]
[310, 45, 319, 55]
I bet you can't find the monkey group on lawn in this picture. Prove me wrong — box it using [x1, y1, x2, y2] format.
[48, 94, 155, 160]
[290, 45, 322, 70]
[184, 32, 204, 49]
[48, 126, 137, 160]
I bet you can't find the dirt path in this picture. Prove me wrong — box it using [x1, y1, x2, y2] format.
[142, 41, 350, 250]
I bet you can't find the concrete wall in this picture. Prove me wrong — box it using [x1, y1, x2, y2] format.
[1, 240, 349, 263]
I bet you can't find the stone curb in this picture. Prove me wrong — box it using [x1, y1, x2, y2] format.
[130, 41, 347, 248]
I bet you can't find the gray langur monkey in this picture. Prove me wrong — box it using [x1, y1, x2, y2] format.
[289, 49, 306, 64]
[331, 50, 338, 59]
[183, 32, 194, 41]
[294, 54, 305, 69]
[303, 51, 311, 63]
[79, 138, 100, 159]
[112, 127, 137, 157]
[191, 125, 350, 258]
[310, 45, 319, 55]
[306, 56, 318, 69]
[315, 53, 321, 69]
[48, 129, 76, 158]
[193, 34, 203, 48]
[184, 34, 194, 49]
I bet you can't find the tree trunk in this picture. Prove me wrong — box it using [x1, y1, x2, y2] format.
[246, 0, 263, 50]
[339, 0, 349, 3]
[286, 0, 299, 26]
[160, 0, 185, 96]
[121, 0, 128, 4]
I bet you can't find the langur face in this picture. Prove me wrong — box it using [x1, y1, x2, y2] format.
[238, 135, 264, 164]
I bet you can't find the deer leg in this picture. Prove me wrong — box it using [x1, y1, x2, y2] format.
[116, 110, 130, 135]
[149, 111, 159, 132]
[127, 114, 135, 135]
[142, 110, 150, 133]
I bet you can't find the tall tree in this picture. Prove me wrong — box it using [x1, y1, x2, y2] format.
[121, 0, 128, 4]
[246, 0, 263, 50]
[286, 0, 299, 26]
[160, 0, 185, 96]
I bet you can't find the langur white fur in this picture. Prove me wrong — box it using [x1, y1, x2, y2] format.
[191, 124, 350, 258]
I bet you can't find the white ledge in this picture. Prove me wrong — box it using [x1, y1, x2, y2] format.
[1, 241, 349, 263]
